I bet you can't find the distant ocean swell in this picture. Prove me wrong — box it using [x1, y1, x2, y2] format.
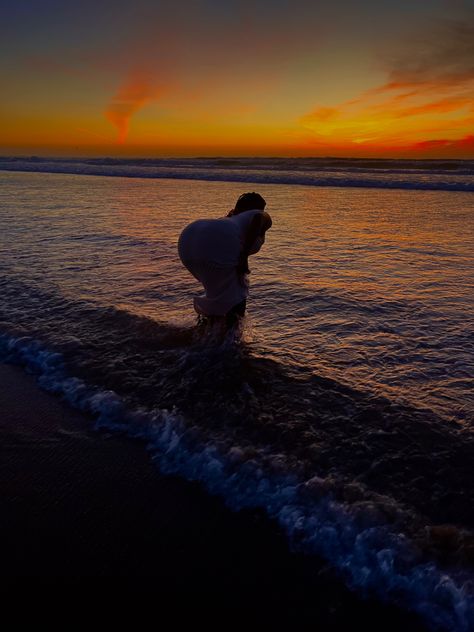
[1, 157, 474, 191]
[0, 318, 473, 631]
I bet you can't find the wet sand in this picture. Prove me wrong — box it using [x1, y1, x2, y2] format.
[0, 362, 427, 628]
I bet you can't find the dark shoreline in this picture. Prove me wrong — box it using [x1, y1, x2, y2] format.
[0, 362, 427, 628]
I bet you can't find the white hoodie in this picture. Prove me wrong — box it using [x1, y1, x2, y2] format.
[178, 209, 265, 316]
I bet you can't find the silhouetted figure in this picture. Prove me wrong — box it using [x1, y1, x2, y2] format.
[178, 192, 272, 327]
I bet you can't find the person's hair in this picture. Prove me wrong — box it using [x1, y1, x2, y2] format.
[228, 192, 266, 216]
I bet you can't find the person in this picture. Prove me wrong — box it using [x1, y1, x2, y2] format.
[178, 192, 272, 327]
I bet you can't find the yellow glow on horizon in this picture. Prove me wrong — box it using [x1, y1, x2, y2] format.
[2, 75, 474, 158]
[298, 77, 474, 156]
[2, 1, 474, 159]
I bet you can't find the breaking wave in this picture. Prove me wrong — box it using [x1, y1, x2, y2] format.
[1, 307, 473, 631]
[1, 156, 474, 191]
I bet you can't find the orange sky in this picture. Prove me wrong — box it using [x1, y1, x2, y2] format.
[1, 1, 473, 158]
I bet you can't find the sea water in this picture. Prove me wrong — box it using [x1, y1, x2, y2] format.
[0, 164, 473, 630]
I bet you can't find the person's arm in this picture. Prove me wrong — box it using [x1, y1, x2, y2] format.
[248, 211, 272, 254]
[237, 212, 272, 275]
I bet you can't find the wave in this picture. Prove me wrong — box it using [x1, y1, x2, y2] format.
[0, 277, 472, 525]
[1, 157, 474, 192]
[1, 321, 473, 631]
[3, 155, 474, 173]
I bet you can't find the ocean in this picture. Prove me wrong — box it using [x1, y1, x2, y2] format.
[0, 159, 473, 630]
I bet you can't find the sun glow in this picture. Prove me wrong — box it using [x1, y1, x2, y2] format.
[2, 2, 474, 158]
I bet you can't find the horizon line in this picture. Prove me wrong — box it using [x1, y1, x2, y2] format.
[1, 154, 473, 162]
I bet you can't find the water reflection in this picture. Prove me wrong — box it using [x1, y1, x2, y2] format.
[0, 171, 473, 422]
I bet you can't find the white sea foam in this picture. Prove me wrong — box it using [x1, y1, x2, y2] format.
[1, 157, 474, 191]
[1, 330, 473, 631]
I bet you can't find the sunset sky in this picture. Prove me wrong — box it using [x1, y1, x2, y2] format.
[1, 0, 473, 158]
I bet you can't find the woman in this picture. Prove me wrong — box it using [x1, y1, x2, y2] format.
[178, 192, 272, 326]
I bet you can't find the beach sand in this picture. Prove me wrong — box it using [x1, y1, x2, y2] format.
[0, 361, 427, 628]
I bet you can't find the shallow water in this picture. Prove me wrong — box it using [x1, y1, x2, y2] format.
[1, 171, 472, 421]
[1, 171, 473, 630]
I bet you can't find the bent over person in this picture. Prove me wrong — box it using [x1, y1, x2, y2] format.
[178, 192, 272, 327]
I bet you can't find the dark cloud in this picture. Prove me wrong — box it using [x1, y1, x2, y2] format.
[382, 15, 474, 87]
[299, 11, 474, 157]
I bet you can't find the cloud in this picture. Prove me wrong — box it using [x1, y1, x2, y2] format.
[383, 18, 474, 88]
[104, 71, 165, 143]
[299, 14, 474, 155]
[98, 1, 322, 141]
[410, 134, 474, 152]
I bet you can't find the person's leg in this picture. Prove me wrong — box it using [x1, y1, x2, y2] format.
[196, 313, 208, 327]
[225, 300, 247, 328]
[196, 311, 220, 329]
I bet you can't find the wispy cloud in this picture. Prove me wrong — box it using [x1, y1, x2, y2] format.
[104, 71, 166, 143]
[98, 1, 321, 142]
[299, 15, 474, 155]
[411, 134, 474, 152]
